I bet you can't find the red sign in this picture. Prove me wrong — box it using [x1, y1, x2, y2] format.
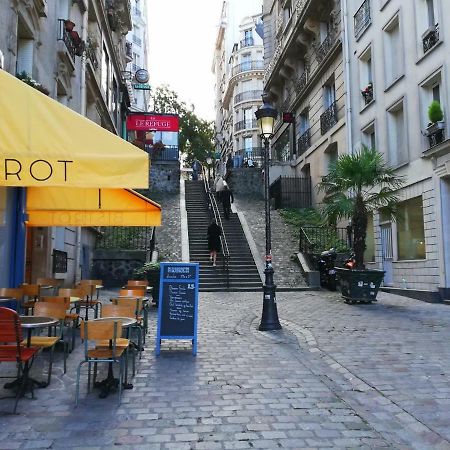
[282, 112, 295, 124]
[126, 114, 179, 132]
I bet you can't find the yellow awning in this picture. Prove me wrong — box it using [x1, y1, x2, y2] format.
[26, 187, 161, 227]
[0, 70, 149, 188]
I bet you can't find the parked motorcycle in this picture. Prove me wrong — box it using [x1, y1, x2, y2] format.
[318, 248, 337, 291]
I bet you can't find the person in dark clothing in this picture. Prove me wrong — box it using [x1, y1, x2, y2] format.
[221, 185, 234, 220]
[207, 219, 222, 267]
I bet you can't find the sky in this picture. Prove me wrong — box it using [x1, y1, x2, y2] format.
[147, 0, 224, 122]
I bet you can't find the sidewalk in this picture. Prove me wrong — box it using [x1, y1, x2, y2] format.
[1, 290, 450, 449]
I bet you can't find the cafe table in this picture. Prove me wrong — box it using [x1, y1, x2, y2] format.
[4, 316, 58, 390]
[92, 317, 136, 398]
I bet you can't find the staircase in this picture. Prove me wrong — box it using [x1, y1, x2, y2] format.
[185, 180, 262, 291]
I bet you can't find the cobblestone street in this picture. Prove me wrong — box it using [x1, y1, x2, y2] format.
[1, 290, 450, 449]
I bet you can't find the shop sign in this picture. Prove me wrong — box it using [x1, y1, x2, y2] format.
[126, 114, 179, 132]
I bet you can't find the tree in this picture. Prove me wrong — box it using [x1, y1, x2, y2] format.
[318, 146, 404, 270]
[152, 85, 214, 165]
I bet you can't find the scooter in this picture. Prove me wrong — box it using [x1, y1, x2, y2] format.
[318, 248, 337, 291]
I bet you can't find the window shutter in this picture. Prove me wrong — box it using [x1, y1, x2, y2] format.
[16, 39, 34, 75]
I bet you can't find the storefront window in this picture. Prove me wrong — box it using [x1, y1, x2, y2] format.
[364, 213, 375, 262]
[397, 196, 426, 260]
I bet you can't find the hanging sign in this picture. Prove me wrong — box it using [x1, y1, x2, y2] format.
[126, 114, 180, 132]
[156, 262, 199, 356]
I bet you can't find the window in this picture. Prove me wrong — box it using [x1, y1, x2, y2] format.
[387, 100, 407, 166]
[362, 121, 376, 149]
[324, 82, 336, 108]
[426, 0, 435, 27]
[16, 38, 33, 75]
[396, 196, 426, 260]
[241, 53, 251, 70]
[420, 70, 443, 127]
[383, 15, 402, 85]
[354, 0, 371, 39]
[365, 214, 375, 262]
[359, 45, 374, 106]
[101, 45, 110, 104]
[244, 137, 252, 152]
[299, 110, 309, 134]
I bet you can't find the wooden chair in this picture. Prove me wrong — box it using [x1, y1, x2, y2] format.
[77, 280, 102, 320]
[21, 284, 41, 315]
[41, 296, 79, 351]
[126, 280, 149, 287]
[25, 302, 68, 386]
[75, 320, 127, 406]
[117, 290, 149, 336]
[36, 278, 62, 295]
[0, 306, 40, 414]
[0, 288, 24, 311]
[112, 297, 145, 350]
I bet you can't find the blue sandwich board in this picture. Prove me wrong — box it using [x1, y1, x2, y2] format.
[156, 262, 199, 356]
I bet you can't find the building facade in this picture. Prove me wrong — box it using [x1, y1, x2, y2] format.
[127, 0, 150, 112]
[262, 0, 346, 204]
[0, 0, 133, 286]
[346, 0, 449, 295]
[213, 0, 265, 173]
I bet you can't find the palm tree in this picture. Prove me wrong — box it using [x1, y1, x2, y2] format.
[318, 146, 404, 270]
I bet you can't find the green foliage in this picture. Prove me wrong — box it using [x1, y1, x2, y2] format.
[279, 208, 324, 234]
[428, 100, 444, 123]
[318, 146, 404, 268]
[152, 85, 214, 164]
[133, 262, 161, 280]
[16, 71, 49, 95]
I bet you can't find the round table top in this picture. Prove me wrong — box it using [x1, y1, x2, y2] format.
[19, 316, 59, 328]
[69, 296, 80, 304]
[0, 296, 17, 301]
[94, 317, 136, 328]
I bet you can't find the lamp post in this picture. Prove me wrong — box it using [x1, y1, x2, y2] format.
[206, 155, 212, 182]
[255, 99, 282, 331]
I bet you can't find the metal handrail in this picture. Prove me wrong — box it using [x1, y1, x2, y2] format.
[202, 167, 230, 288]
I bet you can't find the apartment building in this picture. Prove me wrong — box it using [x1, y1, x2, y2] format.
[0, 0, 133, 286]
[262, 0, 346, 205]
[127, 0, 150, 111]
[213, 0, 265, 173]
[346, 0, 449, 295]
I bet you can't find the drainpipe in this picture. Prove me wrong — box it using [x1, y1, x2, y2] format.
[341, 0, 353, 154]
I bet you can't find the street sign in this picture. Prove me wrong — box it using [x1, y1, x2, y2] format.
[132, 83, 151, 90]
[156, 262, 200, 356]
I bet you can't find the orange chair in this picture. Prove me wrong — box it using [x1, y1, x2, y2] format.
[119, 289, 146, 298]
[41, 296, 80, 351]
[0, 307, 40, 414]
[77, 280, 102, 320]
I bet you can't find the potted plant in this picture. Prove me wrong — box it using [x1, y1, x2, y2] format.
[318, 146, 404, 303]
[361, 82, 373, 104]
[427, 100, 445, 130]
[133, 261, 161, 304]
[16, 71, 50, 95]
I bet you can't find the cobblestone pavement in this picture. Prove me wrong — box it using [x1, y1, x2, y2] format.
[150, 192, 182, 262]
[1, 290, 450, 449]
[234, 196, 307, 288]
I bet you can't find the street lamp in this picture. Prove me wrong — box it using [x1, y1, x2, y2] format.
[255, 99, 282, 331]
[206, 155, 212, 181]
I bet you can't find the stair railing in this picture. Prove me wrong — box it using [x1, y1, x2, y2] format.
[202, 167, 230, 288]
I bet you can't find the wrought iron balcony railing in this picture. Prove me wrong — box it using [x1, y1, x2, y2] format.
[294, 69, 308, 94]
[231, 61, 264, 77]
[240, 37, 254, 48]
[234, 90, 263, 104]
[85, 38, 99, 70]
[234, 119, 258, 131]
[235, 147, 264, 167]
[354, 0, 371, 39]
[320, 101, 338, 135]
[132, 35, 142, 46]
[57, 19, 76, 61]
[297, 129, 311, 155]
[316, 32, 338, 64]
[422, 24, 439, 53]
[426, 123, 445, 148]
[144, 145, 179, 161]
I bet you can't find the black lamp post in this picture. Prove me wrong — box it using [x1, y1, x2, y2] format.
[255, 99, 282, 331]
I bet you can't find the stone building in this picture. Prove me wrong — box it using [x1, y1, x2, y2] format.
[212, 0, 265, 174]
[346, 0, 449, 296]
[262, 0, 346, 205]
[0, 0, 134, 286]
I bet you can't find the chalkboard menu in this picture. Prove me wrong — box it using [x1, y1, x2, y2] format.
[156, 262, 199, 356]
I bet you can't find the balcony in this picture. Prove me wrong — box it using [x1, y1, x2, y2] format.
[234, 90, 263, 104]
[354, 0, 371, 39]
[57, 19, 77, 62]
[294, 69, 308, 94]
[133, 7, 141, 17]
[426, 122, 445, 148]
[231, 61, 264, 77]
[235, 147, 264, 167]
[144, 145, 179, 161]
[422, 24, 439, 53]
[320, 101, 338, 135]
[240, 37, 254, 48]
[234, 119, 258, 132]
[316, 32, 339, 64]
[132, 35, 142, 46]
[105, 0, 132, 32]
[85, 37, 99, 70]
[297, 129, 311, 155]
[125, 41, 132, 62]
